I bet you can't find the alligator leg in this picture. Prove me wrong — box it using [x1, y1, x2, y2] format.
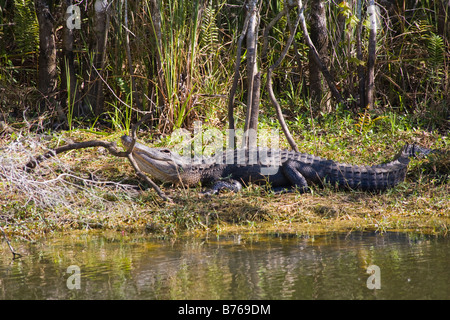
[281, 159, 312, 193]
[203, 179, 243, 195]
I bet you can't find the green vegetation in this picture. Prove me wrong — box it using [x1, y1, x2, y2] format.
[0, 1, 448, 240]
[0, 113, 448, 240]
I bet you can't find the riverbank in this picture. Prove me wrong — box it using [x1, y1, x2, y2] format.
[1, 125, 448, 240]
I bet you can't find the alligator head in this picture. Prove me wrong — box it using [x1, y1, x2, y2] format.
[394, 144, 435, 163]
[121, 135, 191, 184]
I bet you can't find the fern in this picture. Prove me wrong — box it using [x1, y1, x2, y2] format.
[427, 33, 444, 69]
[355, 106, 386, 135]
[13, 0, 39, 55]
[199, 4, 219, 57]
[426, 32, 444, 88]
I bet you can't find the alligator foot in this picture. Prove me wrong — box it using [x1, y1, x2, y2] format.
[202, 180, 243, 196]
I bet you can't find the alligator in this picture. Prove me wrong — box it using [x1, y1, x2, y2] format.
[121, 135, 434, 194]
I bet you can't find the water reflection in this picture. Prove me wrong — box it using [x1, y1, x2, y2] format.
[0, 232, 449, 299]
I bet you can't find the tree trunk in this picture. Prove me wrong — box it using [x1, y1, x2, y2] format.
[308, 0, 329, 111]
[86, 0, 110, 116]
[61, 0, 79, 117]
[366, 1, 377, 110]
[227, 10, 250, 148]
[356, 0, 365, 110]
[35, 0, 62, 119]
[243, 0, 260, 149]
[298, 1, 345, 106]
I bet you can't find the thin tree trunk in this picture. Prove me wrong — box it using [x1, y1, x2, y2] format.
[366, 0, 377, 110]
[124, 0, 135, 94]
[149, 0, 167, 126]
[87, 0, 110, 116]
[227, 13, 250, 148]
[35, 0, 63, 120]
[298, 1, 345, 105]
[437, 0, 449, 42]
[356, 0, 365, 109]
[62, 0, 78, 117]
[243, 0, 260, 149]
[124, 0, 141, 112]
[248, 71, 260, 136]
[266, 2, 303, 152]
[309, 0, 329, 110]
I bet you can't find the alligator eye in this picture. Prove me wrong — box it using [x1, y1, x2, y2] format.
[161, 149, 171, 154]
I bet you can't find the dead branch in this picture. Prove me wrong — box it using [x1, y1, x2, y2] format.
[23, 114, 171, 201]
[263, 0, 346, 151]
[265, 0, 301, 152]
[0, 225, 22, 259]
[262, 5, 289, 59]
[127, 114, 171, 201]
[24, 139, 128, 171]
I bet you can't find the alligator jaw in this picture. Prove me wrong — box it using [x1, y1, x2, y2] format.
[121, 135, 185, 184]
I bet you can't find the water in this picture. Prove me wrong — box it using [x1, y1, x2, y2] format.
[1, 231, 449, 299]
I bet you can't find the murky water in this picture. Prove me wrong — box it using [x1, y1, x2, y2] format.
[1, 231, 449, 299]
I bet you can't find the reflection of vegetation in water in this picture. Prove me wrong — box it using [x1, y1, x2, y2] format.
[1, 232, 449, 299]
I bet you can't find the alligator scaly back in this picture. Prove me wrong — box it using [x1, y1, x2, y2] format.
[121, 135, 435, 193]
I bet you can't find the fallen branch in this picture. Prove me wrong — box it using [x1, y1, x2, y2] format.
[23, 114, 171, 201]
[24, 139, 128, 171]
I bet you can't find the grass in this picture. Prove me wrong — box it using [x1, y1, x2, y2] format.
[0, 112, 448, 241]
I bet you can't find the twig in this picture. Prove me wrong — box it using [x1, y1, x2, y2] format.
[92, 66, 148, 116]
[0, 225, 22, 259]
[262, 4, 289, 59]
[123, 113, 171, 201]
[126, 153, 171, 201]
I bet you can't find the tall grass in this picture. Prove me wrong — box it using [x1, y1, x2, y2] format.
[64, 58, 76, 133]
[153, 0, 201, 128]
[0, 0, 447, 133]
